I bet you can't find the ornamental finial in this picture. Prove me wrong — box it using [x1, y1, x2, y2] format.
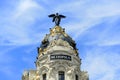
[48, 13, 66, 26]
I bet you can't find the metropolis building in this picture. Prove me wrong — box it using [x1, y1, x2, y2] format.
[22, 13, 89, 80]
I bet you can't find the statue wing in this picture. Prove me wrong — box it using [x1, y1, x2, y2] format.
[59, 15, 66, 18]
[48, 14, 55, 17]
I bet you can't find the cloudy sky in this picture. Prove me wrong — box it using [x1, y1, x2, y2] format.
[0, 0, 120, 80]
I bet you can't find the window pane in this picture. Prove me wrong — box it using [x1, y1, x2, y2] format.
[43, 74, 46, 80]
[59, 71, 64, 80]
[75, 75, 78, 80]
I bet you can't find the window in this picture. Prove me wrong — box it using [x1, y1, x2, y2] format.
[59, 71, 65, 80]
[43, 74, 46, 80]
[75, 75, 78, 80]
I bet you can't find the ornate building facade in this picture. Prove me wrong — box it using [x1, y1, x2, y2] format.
[22, 14, 89, 80]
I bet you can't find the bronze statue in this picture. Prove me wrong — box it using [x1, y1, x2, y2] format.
[48, 13, 66, 26]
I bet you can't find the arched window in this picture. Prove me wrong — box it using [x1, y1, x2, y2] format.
[43, 73, 46, 80]
[75, 74, 78, 80]
[59, 71, 65, 80]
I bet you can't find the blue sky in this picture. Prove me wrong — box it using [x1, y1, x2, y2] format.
[0, 0, 120, 80]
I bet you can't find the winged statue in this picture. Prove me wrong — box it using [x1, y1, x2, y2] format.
[48, 13, 66, 26]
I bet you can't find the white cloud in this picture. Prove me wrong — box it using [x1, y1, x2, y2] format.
[81, 48, 120, 80]
[54, 0, 120, 37]
[0, 0, 46, 46]
[13, 0, 44, 19]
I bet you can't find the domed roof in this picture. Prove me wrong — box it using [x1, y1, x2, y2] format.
[40, 26, 77, 51]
